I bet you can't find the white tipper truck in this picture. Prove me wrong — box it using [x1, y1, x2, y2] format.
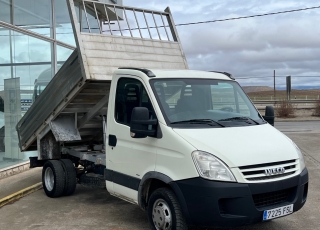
[16, 1, 308, 229]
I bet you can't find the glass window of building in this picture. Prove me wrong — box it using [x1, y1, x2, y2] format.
[0, 0, 11, 23]
[0, 0, 75, 169]
[55, 0, 76, 45]
[14, 0, 53, 37]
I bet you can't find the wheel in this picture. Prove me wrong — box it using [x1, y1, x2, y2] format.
[42, 160, 66, 198]
[60, 159, 77, 196]
[148, 188, 188, 230]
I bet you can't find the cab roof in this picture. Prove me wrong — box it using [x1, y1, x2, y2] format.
[115, 68, 234, 81]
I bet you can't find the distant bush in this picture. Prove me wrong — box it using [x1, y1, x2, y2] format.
[275, 99, 295, 118]
[312, 100, 320, 117]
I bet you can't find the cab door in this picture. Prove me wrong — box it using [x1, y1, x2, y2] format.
[106, 76, 157, 202]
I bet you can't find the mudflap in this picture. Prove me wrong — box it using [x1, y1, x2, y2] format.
[79, 173, 106, 188]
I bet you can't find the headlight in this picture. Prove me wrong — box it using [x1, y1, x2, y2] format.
[295, 145, 306, 171]
[192, 151, 236, 182]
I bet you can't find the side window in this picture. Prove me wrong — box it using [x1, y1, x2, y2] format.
[115, 78, 155, 126]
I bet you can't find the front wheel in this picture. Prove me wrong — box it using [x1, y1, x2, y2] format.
[148, 188, 188, 230]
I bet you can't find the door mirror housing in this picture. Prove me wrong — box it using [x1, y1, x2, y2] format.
[130, 107, 158, 138]
[263, 106, 275, 126]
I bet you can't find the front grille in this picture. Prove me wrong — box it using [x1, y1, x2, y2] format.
[246, 172, 295, 181]
[252, 187, 295, 208]
[239, 160, 298, 182]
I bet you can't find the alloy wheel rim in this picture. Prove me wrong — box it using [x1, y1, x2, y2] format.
[44, 167, 54, 191]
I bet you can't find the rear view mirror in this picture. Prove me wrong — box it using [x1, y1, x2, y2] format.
[130, 107, 158, 138]
[263, 106, 275, 126]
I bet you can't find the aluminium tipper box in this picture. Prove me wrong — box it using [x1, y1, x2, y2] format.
[16, 0, 188, 154]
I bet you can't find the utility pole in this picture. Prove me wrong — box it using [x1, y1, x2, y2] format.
[286, 76, 291, 100]
[273, 70, 276, 100]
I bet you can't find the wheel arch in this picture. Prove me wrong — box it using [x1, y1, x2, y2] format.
[138, 172, 190, 222]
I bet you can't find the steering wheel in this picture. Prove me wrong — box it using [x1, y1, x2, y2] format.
[220, 107, 233, 112]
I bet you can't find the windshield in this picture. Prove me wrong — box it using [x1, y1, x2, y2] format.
[150, 78, 265, 128]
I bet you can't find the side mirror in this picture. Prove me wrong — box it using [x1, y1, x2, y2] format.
[130, 107, 158, 138]
[263, 106, 275, 126]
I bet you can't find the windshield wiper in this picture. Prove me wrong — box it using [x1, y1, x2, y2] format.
[218, 116, 260, 125]
[171, 119, 225, 127]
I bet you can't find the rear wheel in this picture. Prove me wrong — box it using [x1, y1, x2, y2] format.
[148, 188, 188, 230]
[60, 159, 77, 196]
[42, 160, 65, 198]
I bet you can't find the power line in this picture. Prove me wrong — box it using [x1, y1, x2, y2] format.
[97, 5, 320, 33]
[176, 6, 320, 26]
[237, 76, 320, 79]
[1, 6, 319, 37]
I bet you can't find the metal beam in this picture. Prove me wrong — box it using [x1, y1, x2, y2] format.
[77, 94, 109, 129]
[0, 20, 76, 50]
[51, 0, 57, 76]
[253, 100, 318, 104]
[164, 7, 189, 69]
[0, 61, 65, 67]
[83, 0, 169, 15]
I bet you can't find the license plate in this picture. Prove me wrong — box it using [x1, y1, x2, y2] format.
[263, 204, 294, 221]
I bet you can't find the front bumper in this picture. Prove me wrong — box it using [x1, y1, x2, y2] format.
[172, 168, 308, 228]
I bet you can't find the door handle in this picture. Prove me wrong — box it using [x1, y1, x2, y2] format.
[108, 135, 117, 147]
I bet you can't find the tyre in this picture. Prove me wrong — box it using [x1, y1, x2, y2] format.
[42, 160, 66, 198]
[60, 159, 77, 196]
[148, 188, 188, 230]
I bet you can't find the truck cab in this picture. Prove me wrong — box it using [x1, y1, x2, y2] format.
[104, 68, 308, 228]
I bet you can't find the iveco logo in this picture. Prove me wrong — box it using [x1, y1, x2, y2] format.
[265, 167, 286, 176]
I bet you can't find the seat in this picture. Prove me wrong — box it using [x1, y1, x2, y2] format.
[155, 85, 171, 116]
[175, 85, 192, 113]
[124, 84, 140, 124]
[175, 85, 207, 113]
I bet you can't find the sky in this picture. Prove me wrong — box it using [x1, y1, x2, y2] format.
[124, 0, 320, 89]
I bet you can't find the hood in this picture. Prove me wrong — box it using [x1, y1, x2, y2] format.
[173, 124, 298, 168]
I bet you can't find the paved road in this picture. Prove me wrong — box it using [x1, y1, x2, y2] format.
[275, 121, 320, 133]
[0, 121, 319, 230]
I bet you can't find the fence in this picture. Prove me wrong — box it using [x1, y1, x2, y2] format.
[250, 96, 320, 101]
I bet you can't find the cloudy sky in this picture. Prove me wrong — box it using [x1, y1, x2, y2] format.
[125, 0, 320, 89]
